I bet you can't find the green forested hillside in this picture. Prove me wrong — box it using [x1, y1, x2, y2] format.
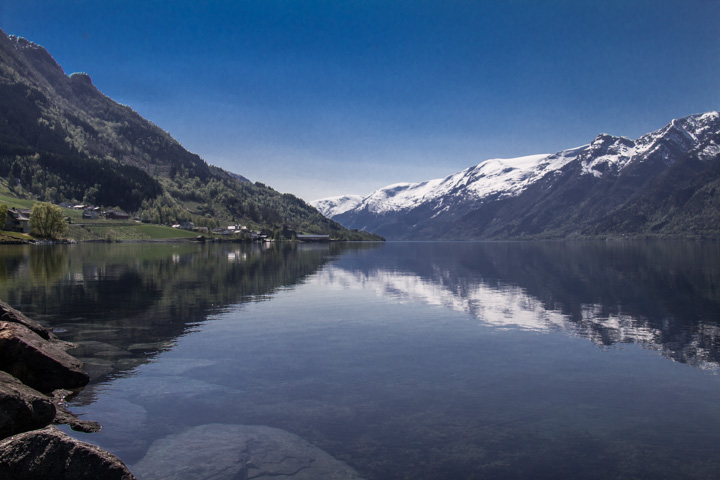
[0, 30, 382, 240]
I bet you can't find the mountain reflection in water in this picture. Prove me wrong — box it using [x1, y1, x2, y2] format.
[2, 241, 717, 374]
[328, 241, 720, 370]
[0, 242, 360, 384]
[1, 240, 720, 480]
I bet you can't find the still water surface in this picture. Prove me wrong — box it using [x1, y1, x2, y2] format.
[2, 241, 720, 479]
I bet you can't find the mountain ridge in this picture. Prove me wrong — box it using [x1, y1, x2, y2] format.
[313, 111, 720, 240]
[0, 29, 382, 240]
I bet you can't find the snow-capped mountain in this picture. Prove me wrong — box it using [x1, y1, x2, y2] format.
[342, 151, 575, 215]
[313, 112, 720, 239]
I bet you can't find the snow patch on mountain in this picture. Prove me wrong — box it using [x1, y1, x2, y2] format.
[311, 195, 363, 217]
[701, 143, 720, 160]
[580, 135, 635, 177]
[320, 152, 587, 217]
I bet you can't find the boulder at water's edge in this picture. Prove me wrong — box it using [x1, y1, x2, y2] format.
[0, 370, 56, 438]
[0, 425, 136, 480]
[0, 321, 89, 392]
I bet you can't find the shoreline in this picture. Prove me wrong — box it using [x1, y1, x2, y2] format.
[0, 300, 137, 479]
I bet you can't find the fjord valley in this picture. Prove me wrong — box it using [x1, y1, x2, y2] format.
[314, 112, 720, 240]
[1, 26, 717, 243]
[0, 30, 381, 242]
[2, 1, 720, 478]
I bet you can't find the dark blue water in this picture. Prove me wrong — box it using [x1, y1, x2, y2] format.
[2, 241, 720, 479]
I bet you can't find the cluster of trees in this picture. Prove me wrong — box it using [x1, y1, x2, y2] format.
[1, 145, 384, 240]
[0, 84, 75, 157]
[136, 193, 196, 227]
[0, 148, 162, 212]
[1, 153, 383, 240]
[0, 142, 359, 238]
[156, 170, 349, 235]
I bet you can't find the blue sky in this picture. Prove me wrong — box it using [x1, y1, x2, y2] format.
[2, 1, 719, 201]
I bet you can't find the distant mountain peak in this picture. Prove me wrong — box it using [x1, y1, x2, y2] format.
[589, 133, 632, 148]
[70, 72, 93, 85]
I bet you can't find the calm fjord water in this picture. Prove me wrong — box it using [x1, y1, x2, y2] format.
[2, 241, 720, 479]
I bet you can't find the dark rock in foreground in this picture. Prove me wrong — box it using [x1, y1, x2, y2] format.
[0, 320, 89, 393]
[0, 425, 136, 480]
[0, 371, 56, 438]
[0, 299, 118, 476]
[133, 423, 365, 480]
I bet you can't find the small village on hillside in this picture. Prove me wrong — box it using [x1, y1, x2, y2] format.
[1, 202, 331, 243]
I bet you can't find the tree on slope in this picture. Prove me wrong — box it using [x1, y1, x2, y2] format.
[30, 202, 68, 238]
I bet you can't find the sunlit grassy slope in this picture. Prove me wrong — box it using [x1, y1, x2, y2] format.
[67, 223, 198, 242]
[1, 182, 200, 242]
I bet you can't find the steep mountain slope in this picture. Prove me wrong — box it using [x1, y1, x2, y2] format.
[315, 112, 720, 239]
[0, 30, 380, 239]
[0, 32, 211, 180]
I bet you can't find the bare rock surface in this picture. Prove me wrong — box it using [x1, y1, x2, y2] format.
[0, 300, 79, 352]
[0, 425, 136, 480]
[0, 299, 54, 340]
[0, 320, 89, 392]
[133, 423, 365, 480]
[0, 370, 56, 438]
[51, 389, 101, 433]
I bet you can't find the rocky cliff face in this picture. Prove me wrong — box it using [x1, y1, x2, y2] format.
[315, 112, 720, 239]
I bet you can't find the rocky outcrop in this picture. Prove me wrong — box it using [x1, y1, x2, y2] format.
[0, 426, 136, 480]
[51, 388, 101, 433]
[0, 320, 89, 392]
[0, 363, 100, 438]
[0, 298, 89, 393]
[0, 300, 133, 479]
[0, 299, 55, 340]
[0, 371, 56, 438]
